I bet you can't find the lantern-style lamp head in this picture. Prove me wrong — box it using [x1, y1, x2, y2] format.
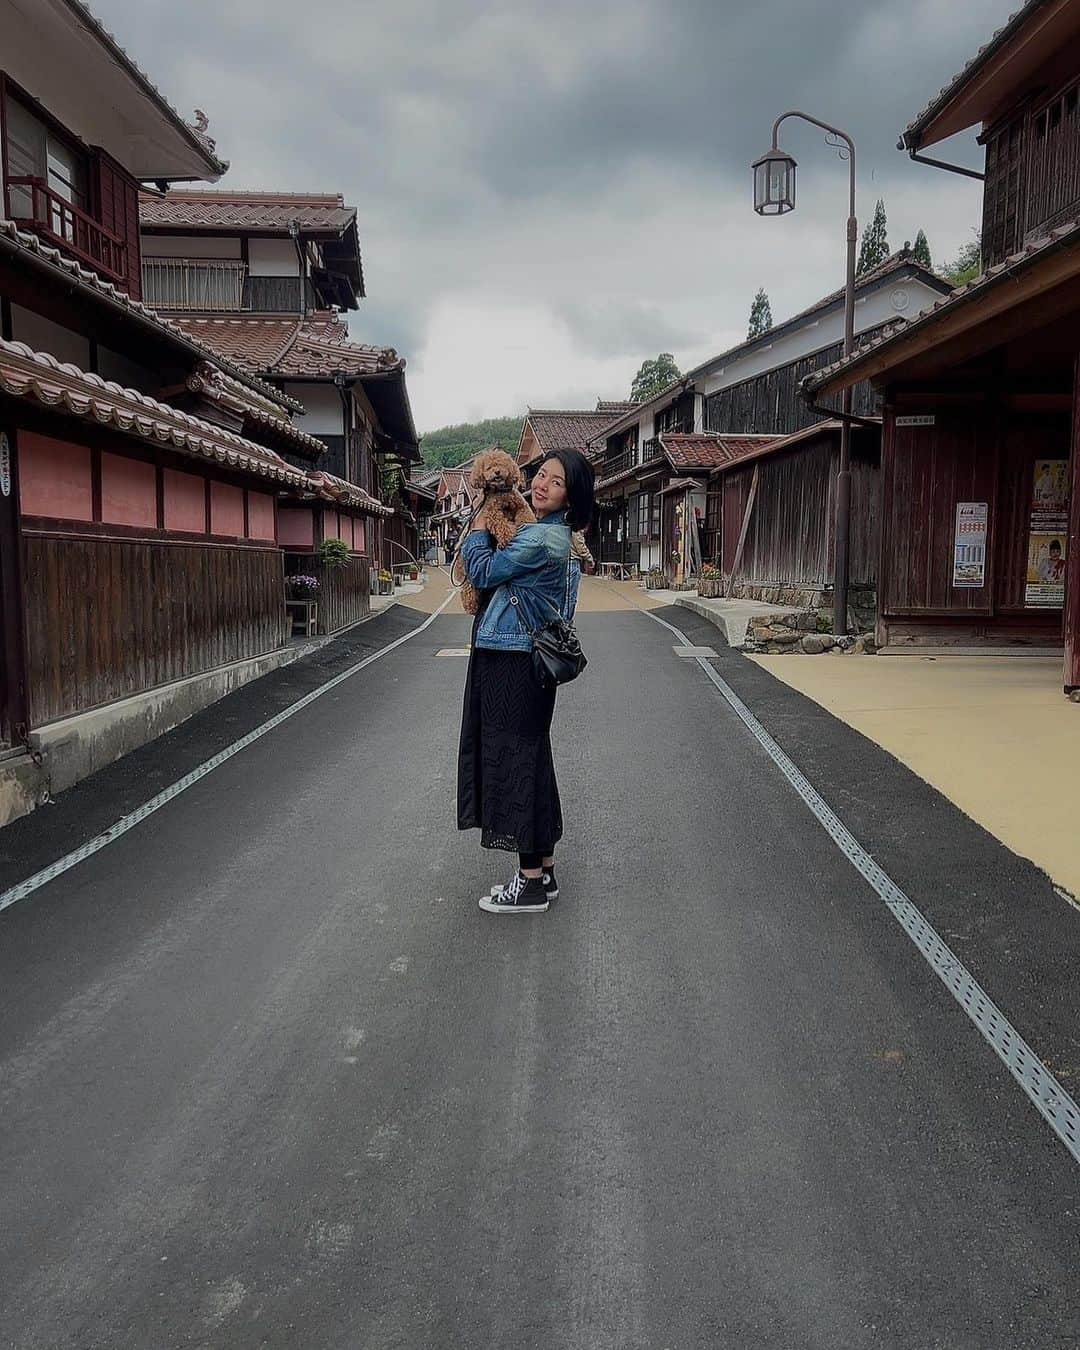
[752, 147, 797, 215]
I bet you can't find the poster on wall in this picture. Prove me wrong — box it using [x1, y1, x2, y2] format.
[1025, 459, 1068, 607]
[952, 501, 988, 587]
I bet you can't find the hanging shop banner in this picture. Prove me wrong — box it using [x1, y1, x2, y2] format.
[953, 501, 988, 587]
[1025, 460, 1068, 608]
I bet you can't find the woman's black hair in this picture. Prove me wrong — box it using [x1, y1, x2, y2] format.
[537, 450, 595, 531]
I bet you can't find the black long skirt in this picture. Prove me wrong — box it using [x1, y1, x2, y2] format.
[456, 612, 563, 855]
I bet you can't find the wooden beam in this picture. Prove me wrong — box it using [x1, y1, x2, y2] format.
[726, 463, 759, 597]
[1064, 351, 1080, 693]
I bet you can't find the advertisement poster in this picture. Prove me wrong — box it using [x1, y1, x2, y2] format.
[1025, 460, 1068, 608]
[953, 501, 988, 587]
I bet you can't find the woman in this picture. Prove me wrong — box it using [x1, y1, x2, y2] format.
[456, 450, 595, 914]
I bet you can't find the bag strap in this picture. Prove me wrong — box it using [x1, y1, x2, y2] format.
[506, 531, 573, 633]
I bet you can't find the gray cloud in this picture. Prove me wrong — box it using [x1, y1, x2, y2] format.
[91, 0, 1015, 426]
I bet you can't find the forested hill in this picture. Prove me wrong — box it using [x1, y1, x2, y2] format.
[419, 415, 524, 468]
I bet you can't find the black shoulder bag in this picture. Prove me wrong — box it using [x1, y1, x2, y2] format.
[508, 554, 587, 688]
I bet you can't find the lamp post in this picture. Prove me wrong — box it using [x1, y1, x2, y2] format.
[753, 111, 857, 636]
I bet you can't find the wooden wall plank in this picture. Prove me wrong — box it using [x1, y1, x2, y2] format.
[25, 537, 285, 725]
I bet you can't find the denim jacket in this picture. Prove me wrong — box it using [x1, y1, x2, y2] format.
[461, 508, 579, 652]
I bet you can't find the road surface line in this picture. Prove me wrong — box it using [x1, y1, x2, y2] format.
[632, 596, 1080, 1167]
[0, 594, 455, 918]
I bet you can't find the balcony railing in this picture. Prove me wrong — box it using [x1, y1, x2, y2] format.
[7, 176, 127, 285]
[142, 258, 248, 312]
[598, 437, 664, 483]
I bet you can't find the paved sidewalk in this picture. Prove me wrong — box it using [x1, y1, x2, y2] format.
[749, 650, 1080, 900]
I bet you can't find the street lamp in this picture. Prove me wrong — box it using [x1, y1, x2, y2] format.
[751, 147, 797, 216]
[752, 111, 857, 636]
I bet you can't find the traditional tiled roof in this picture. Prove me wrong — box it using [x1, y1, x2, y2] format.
[705, 421, 855, 474]
[660, 432, 780, 470]
[901, 0, 1051, 149]
[0, 338, 308, 488]
[170, 316, 403, 379]
[59, 0, 228, 178]
[0, 218, 303, 414]
[186, 364, 328, 459]
[306, 470, 392, 516]
[801, 219, 1080, 397]
[525, 409, 625, 455]
[140, 191, 355, 233]
[594, 400, 638, 415]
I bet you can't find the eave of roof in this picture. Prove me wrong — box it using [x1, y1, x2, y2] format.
[305, 470, 392, 516]
[901, 0, 1072, 150]
[59, 0, 228, 179]
[802, 219, 1080, 398]
[0, 218, 303, 415]
[139, 190, 356, 233]
[660, 432, 781, 470]
[0, 337, 309, 488]
[186, 364, 328, 460]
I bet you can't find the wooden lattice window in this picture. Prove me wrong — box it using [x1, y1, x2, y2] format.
[1025, 78, 1080, 240]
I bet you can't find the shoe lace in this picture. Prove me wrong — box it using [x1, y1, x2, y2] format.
[504, 870, 528, 902]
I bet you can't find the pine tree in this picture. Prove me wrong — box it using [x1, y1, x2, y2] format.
[747, 287, 773, 340]
[857, 199, 890, 276]
[913, 229, 932, 269]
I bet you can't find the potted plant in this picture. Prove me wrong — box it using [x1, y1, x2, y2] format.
[698, 562, 723, 599]
[285, 573, 320, 600]
[644, 567, 666, 590]
[318, 538, 351, 570]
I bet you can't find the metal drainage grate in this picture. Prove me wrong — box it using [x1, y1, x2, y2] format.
[673, 646, 718, 658]
[642, 604, 1080, 1168]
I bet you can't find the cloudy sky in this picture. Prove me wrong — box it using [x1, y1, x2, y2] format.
[98, 0, 1015, 431]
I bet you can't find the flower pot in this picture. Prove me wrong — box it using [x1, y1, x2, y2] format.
[698, 579, 722, 598]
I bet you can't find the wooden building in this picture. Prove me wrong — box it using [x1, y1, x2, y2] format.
[704, 421, 882, 625]
[590, 255, 951, 582]
[139, 190, 420, 576]
[0, 0, 409, 818]
[803, 0, 1080, 692]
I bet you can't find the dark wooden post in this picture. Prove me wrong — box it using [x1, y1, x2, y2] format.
[1064, 354, 1080, 694]
[0, 426, 29, 741]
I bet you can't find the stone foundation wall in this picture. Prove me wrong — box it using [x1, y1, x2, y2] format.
[743, 610, 878, 656]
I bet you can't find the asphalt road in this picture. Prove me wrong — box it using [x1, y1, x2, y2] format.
[2, 593, 1079, 1349]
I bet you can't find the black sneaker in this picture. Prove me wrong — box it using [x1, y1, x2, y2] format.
[490, 867, 558, 901]
[479, 870, 549, 914]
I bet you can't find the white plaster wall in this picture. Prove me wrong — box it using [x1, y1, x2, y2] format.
[140, 235, 243, 259]
[700, 278, 944, 396]
[10, 305, 90, 368]
[248, 238, 300, 277]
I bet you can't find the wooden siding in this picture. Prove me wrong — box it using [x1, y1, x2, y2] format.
[716, 431, 879, 588]
[706, 338, 882, 436]
[880, 409, 998, 615]
[318, 556, 371, 634]
[287, 552, 371, 634]
[25, 535, 285, 725]
[995, 412, 1071, 610]
[92, 150, 142, 300]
